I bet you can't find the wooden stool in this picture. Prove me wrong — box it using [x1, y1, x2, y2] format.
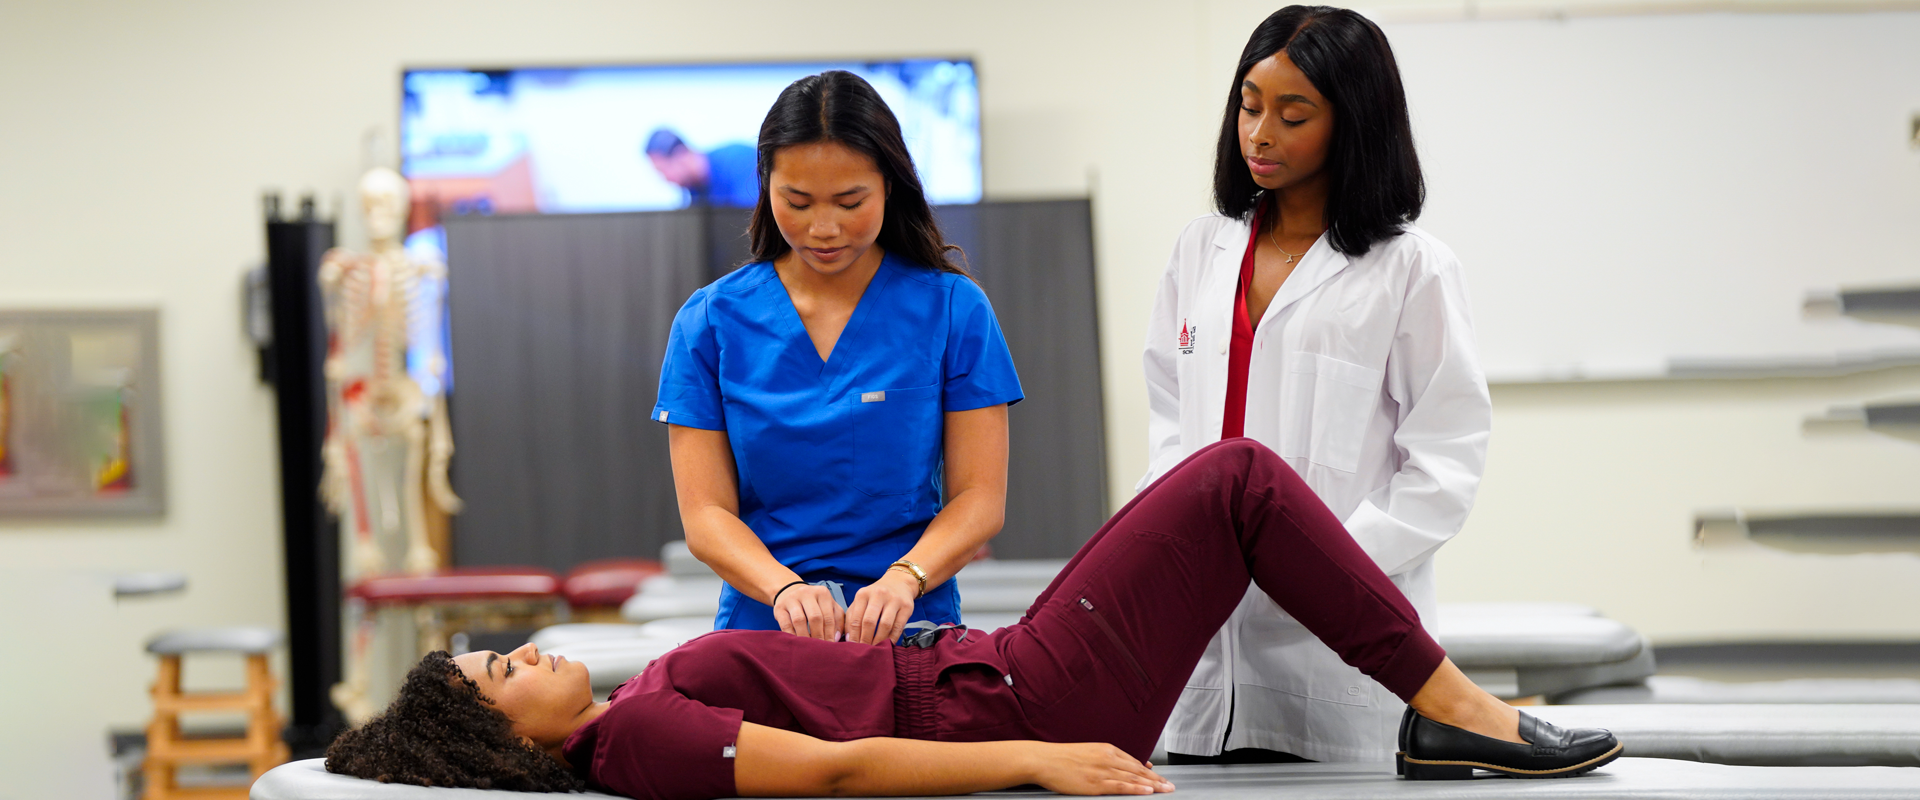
[143, 627, 288, 800]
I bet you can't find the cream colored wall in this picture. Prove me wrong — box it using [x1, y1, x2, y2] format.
[2, 0, 1916, 795]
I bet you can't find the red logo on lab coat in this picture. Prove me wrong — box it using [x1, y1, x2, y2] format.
[1178, 320, 1195, 355]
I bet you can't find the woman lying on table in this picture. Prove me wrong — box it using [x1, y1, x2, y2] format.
[326, 440, 1623, 797]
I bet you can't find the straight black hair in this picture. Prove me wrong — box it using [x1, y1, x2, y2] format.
[748, 71, 966, 275]
[1213, 5, 1424, 257]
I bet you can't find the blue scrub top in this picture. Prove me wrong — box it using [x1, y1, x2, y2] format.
[653, 254, 1023, 631]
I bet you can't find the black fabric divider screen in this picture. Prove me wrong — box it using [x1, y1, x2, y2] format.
[936, 200, 1108, 559]
[445, 211, 709, 570]
[444, 200, 1106, 573]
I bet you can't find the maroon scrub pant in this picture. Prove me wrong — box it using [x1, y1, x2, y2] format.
[974, 438, 1447, 760]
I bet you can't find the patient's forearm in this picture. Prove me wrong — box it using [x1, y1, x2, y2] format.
[830, 738, 1038, 796]
[737, 724, 1035, 797]
[734, 723, 1170, 797]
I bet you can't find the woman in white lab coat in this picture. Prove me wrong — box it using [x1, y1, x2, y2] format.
[1142, 5, 1491, 764]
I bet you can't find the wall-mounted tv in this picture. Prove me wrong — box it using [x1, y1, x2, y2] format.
[400, 59, 981, 224]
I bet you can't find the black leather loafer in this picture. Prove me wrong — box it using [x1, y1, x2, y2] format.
[1396, 706, 1623, 780]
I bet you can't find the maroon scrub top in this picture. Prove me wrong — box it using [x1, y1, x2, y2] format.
[561, 628, 1008, 800]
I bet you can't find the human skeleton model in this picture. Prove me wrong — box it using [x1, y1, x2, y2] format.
[322, 167, 461, 722]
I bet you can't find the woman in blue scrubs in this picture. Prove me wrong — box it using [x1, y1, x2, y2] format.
[653, 71, 1023, 646]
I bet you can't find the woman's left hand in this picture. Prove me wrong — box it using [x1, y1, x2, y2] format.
[846, 569, 918, 645]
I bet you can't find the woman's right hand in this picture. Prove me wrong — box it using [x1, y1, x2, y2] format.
[1025, 742, 1175, 796]
[772, 583, 845, 641]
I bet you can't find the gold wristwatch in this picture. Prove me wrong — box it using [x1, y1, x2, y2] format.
[888, 559, 929, 598]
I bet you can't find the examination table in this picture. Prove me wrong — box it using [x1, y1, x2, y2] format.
[274, 599, 1920, 796]
[253, 757, 1920, 800]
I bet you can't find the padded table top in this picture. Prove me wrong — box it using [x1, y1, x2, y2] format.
[1558, 676, 1920, 705]
[563, 559, 664, 607]
[1435, 615, 1644, 668]
[1536, 704, 1920, 767]
[253, 758, 1920, 800]
[348, 568, 562, 605]
[620, 577, 725, 621]
[148, 626, 282, 655]
[252, 759, 620, 799]
[1440, 602, 1600, 618]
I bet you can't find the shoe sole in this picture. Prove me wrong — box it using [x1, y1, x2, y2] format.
[1398, 742, 1625, 780]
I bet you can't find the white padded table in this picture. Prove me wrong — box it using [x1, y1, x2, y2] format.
[1557, 676, 1920, 705]
[148, 626, 283, 654]
[1534, 704, 1920, 767]
[252, 759, 620, 799]
[532, 618, 716, 651]
[621, 576, 726, 622]
[1439, 602, 1600, 618]
[1434, 615, 1653, 699]
[1436, 616, 1642, 666]
[253, 758, 1920, 800]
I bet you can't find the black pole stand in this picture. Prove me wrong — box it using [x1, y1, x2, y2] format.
[262, 195, 345, 757]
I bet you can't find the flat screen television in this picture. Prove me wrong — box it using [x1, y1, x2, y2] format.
[396, 59, 979, 398]
[400, 59, 981, 223]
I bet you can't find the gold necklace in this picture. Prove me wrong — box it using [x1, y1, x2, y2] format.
[1268, 226, 1309, 265]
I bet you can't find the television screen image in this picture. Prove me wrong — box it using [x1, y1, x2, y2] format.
[400, 60, 982, 225]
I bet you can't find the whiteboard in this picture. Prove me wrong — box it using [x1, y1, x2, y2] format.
[1382, 12, 1920, 381]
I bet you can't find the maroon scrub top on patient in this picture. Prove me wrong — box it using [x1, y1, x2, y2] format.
[560, 627, 1025, 800]
[562, 629, 908, 800]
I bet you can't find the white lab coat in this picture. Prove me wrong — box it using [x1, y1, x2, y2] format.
[1141, 214, 1490, 762]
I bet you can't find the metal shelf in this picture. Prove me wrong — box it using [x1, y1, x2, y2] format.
[1803, 400, 1920, 443]
[1696, 509, 1920, 555]
[1806, 285, 1920, 328]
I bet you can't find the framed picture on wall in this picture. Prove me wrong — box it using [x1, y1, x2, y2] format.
[0, 309, 165, 517]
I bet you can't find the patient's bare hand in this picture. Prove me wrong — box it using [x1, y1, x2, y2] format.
[1028, 742, 1175, 796]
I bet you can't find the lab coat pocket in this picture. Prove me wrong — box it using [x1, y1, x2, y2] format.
[851, 383, 942, 496]
[1282, 353, 1382, 473]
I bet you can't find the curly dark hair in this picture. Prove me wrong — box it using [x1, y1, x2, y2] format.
[325, 651, 586, 793]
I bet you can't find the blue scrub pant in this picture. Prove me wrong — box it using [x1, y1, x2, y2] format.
[715, 571, 962, 642]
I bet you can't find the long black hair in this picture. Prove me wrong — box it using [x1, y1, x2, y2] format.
[747, 70, 967, 275]
[1214, 6, 1424, 257]
[325, 651, 584, 792]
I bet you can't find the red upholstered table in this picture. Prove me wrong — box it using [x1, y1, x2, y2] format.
[562, 558, 665, 621]
[346, 566, 565, 655]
